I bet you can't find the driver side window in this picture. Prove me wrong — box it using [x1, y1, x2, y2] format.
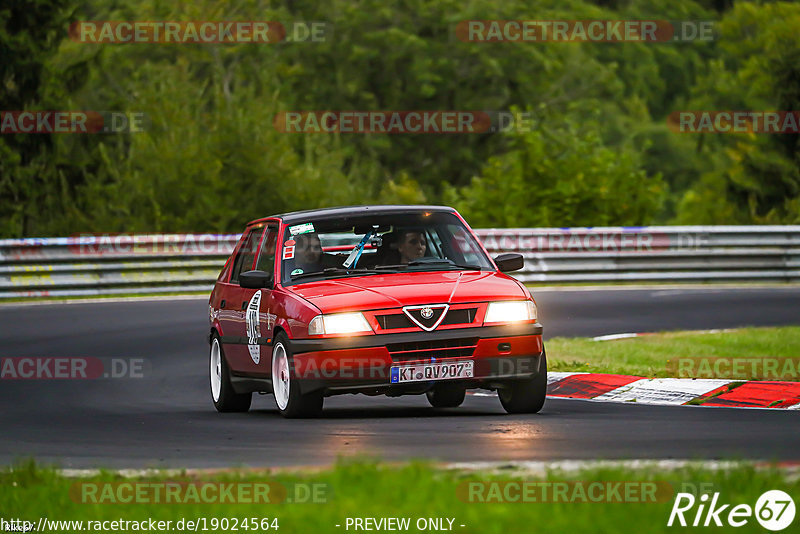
[230, 226, 264, 284]
[255, 227, 278, 275]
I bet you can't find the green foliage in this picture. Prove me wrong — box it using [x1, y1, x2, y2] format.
[2, 0, 799, 236]
[674, 2, 800, 224]
[0, 0, 77, 236]
[444, 116, 663, 227]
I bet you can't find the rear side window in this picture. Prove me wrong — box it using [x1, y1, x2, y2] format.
[229, 226, 264, 283]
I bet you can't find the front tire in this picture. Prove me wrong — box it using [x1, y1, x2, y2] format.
[426, 382, 466, 408]
[271, 333, 323, 418]
[498, 353, 547, 414]
[210, 335, 252, 412]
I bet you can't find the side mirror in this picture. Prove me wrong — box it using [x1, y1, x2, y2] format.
[494, 253, 524, 273]
[239, 270, 274, 289]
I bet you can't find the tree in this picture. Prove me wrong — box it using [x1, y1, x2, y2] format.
[674, 2, 800, 224]
[0, 0, 77, 236]
[443, 115, 664, 227]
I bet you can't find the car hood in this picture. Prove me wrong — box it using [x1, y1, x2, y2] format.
[286, 270, 528, 313]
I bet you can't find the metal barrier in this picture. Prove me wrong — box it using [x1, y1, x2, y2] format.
[477, 226, 800, 283]
[0, 226, 798, 298]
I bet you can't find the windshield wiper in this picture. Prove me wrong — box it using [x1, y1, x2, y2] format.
[449, 263, 484, 270]
[375, 260, 484, 271]
[408, 258, 484, 270]
[290, 267, 389, 280]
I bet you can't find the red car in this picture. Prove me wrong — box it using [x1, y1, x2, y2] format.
[208, 205, 545, 417]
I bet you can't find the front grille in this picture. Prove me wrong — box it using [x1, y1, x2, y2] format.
[386, 337, 478, 363]
[440, 308, 477, 325]
[376, 307, 478, 330]
[375, 313, 414, 330]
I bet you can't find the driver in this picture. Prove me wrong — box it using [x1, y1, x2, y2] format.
[294, 233, 339, 270]
[395, 230, 427, 264]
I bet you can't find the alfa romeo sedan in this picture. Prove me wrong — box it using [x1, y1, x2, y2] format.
[208, 205, 546, 417]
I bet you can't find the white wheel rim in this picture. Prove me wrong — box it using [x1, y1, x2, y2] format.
[272, 342, 290, 411]
[210, 339, 222, 402]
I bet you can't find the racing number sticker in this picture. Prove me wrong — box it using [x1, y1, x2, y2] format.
[246, 290, 262, 364]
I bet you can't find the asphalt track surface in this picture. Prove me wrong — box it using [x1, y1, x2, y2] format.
[1, 286, 799, 468]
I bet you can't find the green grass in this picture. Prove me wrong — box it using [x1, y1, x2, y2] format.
[2, 460, 796, 534]
[547, 326, 800, 380]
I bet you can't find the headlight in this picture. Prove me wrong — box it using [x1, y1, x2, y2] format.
[308, 313, 373, 335]
[484, 300, 537, 324]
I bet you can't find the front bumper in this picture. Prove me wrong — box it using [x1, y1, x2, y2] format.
[289, 323, 545, 395]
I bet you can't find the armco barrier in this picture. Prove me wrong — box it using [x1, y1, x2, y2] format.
[0, 226, 798, 298]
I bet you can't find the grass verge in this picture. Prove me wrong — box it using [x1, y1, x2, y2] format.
[547, 326, 800, 380]
[1, 460, 796, 533]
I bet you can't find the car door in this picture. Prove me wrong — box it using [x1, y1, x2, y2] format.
[218, 225, 265, 373]
[231, 224, 279, 376]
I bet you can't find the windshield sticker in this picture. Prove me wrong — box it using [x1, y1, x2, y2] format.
[285, 239, 296, 246]
[291, 268, 303, 276]
[289, 223, 315, 236]
[282, 244, 295, 260]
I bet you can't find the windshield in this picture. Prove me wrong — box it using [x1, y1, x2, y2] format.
[279, 211, 493, 285]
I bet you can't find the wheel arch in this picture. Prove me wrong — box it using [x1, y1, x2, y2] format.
[272, 322, 290, 341]
[209, 326, 220, 345]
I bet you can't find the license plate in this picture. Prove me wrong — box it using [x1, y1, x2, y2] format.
[390, 360, 474, 384]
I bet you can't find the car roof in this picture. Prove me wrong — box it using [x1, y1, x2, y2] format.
[247, 205, 457, 226]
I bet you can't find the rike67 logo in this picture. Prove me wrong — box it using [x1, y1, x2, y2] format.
[668, 490, 795, 531]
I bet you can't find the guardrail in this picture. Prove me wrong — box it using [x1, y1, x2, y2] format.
[0, 226, 798, 298]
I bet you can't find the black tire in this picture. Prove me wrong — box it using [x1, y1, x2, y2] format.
[498, 352, 547, 414]
[271, 333, 324, 418]
[210, 335, 252, 413]
[426, 382, 467, 408]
